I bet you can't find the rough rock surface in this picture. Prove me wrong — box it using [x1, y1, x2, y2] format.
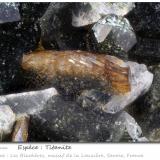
[126, 3, 160, 63]
[126, 3, 160, 39]
[140, 65, 160, 142]
[28, 95, 146, 142]
[40, 3, 87, 50]
[125, 65, 159, 142]
[146, 65, 160, 112]
[0, 3, 49, 94]
[129, 37, 160, 64]
[0, 105, 16, 141]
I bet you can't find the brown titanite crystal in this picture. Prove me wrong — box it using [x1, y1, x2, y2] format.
[22, 50, 130, 94]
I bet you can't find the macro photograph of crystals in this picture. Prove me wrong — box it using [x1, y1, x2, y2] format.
[0, 2, 159, 142]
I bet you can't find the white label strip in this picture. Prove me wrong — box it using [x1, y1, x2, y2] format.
[0, 143, 159, 160]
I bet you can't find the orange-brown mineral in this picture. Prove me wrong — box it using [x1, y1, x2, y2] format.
[22, 50, 130, 94]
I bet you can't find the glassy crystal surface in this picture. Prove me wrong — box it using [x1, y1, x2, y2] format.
[0, 3, 20, 24]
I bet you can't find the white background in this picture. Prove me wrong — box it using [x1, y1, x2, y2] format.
[0, 143, 160, 160]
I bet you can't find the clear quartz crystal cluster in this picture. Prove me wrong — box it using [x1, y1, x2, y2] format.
[72, 2, 135, 27]
[92, 15, 137, 52]
[0, 88, 58, 114]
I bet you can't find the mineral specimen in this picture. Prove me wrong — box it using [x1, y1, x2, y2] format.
[0, 105, 15, 141]
[0, 3, 49, 94]
[72, 2, 135, 27]
[22, 50, 131, 94]
[28, 96, 146, 142]
[112, 111, 148, 142]
[0, 3, 20, 24]
[77, 60, 153, 114]
[131, 65, 160, 142]
[77, 89, 111, 109]
[40, 3, 87, 50]
[21, 50, 153, 113]
[92, 15, 137, 52]
[103, 61, 153, 113]
[0, 2, 157, 143]
[12, 114, 30, 142]
[0, 87, 58, 114]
